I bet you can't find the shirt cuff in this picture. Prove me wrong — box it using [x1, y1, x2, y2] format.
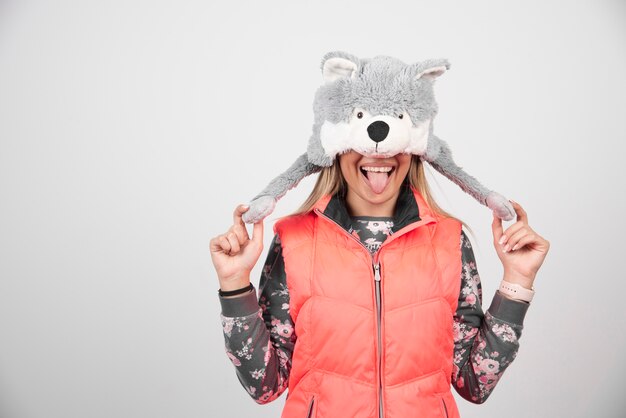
[487, 290, 530, 326]
[219, 289, 260, 317]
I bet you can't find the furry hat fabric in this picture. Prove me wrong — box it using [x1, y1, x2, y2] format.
[241, 51, 514, 223]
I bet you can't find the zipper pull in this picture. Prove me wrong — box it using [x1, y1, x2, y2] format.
[373, 263, 381, 282]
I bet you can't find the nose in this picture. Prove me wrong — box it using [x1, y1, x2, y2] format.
[367, 121, 389, 143]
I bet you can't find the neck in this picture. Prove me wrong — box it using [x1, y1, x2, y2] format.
[345, 190, 400, 217]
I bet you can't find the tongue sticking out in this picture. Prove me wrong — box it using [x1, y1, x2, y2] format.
[366, 171, 389, 194]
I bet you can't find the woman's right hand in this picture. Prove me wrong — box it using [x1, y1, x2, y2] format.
[210, 204, 264, 291]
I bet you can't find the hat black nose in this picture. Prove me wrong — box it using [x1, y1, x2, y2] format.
[367, 121, 389, 143]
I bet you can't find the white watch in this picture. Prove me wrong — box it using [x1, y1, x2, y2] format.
[498, 280, 535, 303]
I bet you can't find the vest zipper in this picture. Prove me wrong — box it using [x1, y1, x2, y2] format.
[441, 397, 449, 418]
[373, 262, 384, 418]
[305, 395, 315, 418]
[314, 209, 386, 418]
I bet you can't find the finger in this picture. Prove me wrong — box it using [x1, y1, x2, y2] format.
[251, 220, 264, 247]
[501, 221, 526, 245]
[226, 232, 241, 255]
[510, 200, 528, 224]
[492, 212, 503, 243]
[218, 235, 232, 255]
[510, 233, 538, 252]
[505, 229, 530, 252]
[209, 237, 223, 253]
[232, 223, 250, 245]
[233, 204, 250, 227]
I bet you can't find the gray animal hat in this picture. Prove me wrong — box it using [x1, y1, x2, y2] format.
[241, 51, 514, 223]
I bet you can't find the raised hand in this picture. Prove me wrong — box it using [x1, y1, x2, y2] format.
[210, 205, 264, 291]
[491, 200, 550, 289]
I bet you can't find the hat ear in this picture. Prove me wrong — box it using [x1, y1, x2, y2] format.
[412, 59, 451, 81]
[320, 51, 361, 82]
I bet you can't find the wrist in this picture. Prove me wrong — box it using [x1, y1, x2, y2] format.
[499, 279, 535, 303]
[503, 270, 535, 290]
[219, 276, 251, 292]
[219, 281, 254, 299]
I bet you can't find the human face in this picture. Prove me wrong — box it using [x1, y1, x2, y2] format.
[338, 151, 412, 217]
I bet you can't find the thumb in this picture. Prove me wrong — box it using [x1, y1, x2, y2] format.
[251, 220, 264, 247]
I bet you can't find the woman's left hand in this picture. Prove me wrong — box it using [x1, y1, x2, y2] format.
[492, 200, 550, 289]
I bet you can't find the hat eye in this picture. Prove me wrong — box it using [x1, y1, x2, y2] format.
[398, 113, 404, 119]
[357, 111, 363, 119]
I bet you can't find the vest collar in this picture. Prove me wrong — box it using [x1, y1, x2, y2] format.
[312, 179, 438, 234]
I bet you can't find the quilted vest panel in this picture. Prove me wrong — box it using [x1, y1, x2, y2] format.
[274, 188, 462, 418]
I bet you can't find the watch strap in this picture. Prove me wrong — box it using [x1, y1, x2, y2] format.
[499, 280, 535, 303]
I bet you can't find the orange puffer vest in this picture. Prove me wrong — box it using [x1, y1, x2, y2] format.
[274, 185, 462, 418]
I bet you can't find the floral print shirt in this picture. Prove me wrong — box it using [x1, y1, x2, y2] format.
[350, 216, 395, 253]
[218, 223, 530, 405]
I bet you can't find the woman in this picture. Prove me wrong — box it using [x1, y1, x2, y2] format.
[210, 151, 549, 418]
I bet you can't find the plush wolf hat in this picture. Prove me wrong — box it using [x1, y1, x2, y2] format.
[241, 51, 515, 223]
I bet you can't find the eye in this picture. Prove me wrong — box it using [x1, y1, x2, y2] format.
[357, 111, 363, 119]
[398, 113, 404, 119]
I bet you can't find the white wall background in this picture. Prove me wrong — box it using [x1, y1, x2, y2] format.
[1, 0, 625, 417]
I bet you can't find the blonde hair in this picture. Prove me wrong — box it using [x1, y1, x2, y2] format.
[293, 155, 473, 237]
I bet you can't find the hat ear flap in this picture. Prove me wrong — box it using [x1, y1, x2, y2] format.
[320, 51, 361, 82]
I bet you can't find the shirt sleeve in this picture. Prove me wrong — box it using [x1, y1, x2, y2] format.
[218, 234, 296, 404]
[451, 229, 531, 404]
